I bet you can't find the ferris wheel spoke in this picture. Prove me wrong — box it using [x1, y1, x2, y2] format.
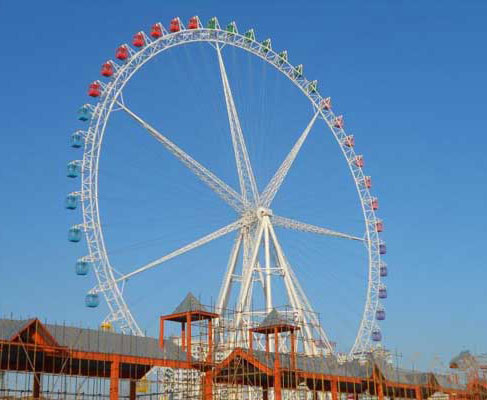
[94, 219, 246, 293]
[117, 101, 245, 213]
[272, 215, 364, 242]
[216, 45, 259, 206]
[260, 110, 321, 208]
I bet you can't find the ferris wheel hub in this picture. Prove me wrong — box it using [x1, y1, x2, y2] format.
[256, 207, 273, 220]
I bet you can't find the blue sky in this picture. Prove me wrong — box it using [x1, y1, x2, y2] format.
[0, 0, 486, 370]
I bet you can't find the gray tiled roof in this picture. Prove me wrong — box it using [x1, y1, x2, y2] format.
[0, 319, 34, 340]
[258, 309, 292, 329]
[173, 292, 207, 314]
[434, 374, 467, 391]
[251, 350, 373, 377]
[0, 319, 189, 362]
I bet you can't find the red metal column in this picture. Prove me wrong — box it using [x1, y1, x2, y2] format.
[181, 322, 186, 351]
[377, 380, 384, 400]
[159, 317, 165, 349]
[331, 379, 338, 400]
[208, 319, 213, 363]
[33, 372, 41, 399]
[416, 386, 423, 400]
[110, 360, 120, 400]
[203, 371, 213, 400]
[273, 327, 282, 400]
[129, 380, 136, 400]
[186, 313, 192, 363]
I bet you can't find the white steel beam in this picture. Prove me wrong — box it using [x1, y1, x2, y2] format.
[118, 102, 245, 213]
[272, 215, 363, 241]
[94, 219, 244, 291]
[216, 233, 243, 312]
[260, 110, 320, 207]
[216, 45, 259, 206]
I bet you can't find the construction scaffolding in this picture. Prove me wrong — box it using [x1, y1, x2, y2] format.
[0, 294, 484, 400]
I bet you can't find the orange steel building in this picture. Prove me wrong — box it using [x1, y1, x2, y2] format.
[0, 294, 481, 400]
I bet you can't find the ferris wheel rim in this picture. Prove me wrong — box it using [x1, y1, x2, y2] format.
[78, 23, 384, 356]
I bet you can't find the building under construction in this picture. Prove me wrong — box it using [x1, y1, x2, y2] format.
[0, 294, 485, 400]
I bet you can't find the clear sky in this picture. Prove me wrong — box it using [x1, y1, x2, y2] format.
[0, 0, 486, 371]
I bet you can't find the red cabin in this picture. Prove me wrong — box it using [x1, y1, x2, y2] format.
[354, 155, 364, 168]
[320, 97, 332, 111]
[344, 135, 354, 147]
[371, 197, 379, 210]
[151, 23, 164, 38]
[116, 45, 129, 60]
[101, 61, 114, 77]
[170, 18, 181, 32]
[333, 115, 344, 129]
[376, 220, 384, 232]
[364, 176, 372, 188]
[133, 32, 145, 47]
[88, 81, 101, 97]
[188, 16, 199, 29]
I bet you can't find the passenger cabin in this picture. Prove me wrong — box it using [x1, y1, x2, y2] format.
[321, 97, 332, 110]
[101, 61, 114, 77]
[333, 116, 344, 129]
[170, 18, 181, 32]
[68, 226, 82, 243]
[376, 220, 384, 232]
[78, 105, 92, 121]
[354, 155, 364, 168]
[372, 329, 382, 342]
[364, 176, 372, 188]
[188, 16, 199, 29]
[67, 161, 80, 178]
[85, 293, 100, 308]
[65, 193, 78, 210]
[376, 309, 386, 321]
[380, 263, 388, 277]
[207, 17, 218, 30]
[379, 285, 388, 299]
[226, 22, 237, 34]
[379, 242, 387, 255]
[76, 259, 89, 276]
[116, 45, 129, 60]
[344, 135, 354, 147]
[70, 131, 83, 148]
[277, 50, 288, 65]
[151, 23, 164, 38]
[88, 81, 101, 97]
[261, 38, 272, 53]
[133, 32, 145, 47]
[371, 197, 379, 210]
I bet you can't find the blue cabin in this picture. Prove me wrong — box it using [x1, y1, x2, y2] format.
[379, 285, 387, 299]
[380, 263, 388, 277]
[68, 225, 82, 242]
[71, 131, 84, 148]
[67, 161, 80, 178]
[78, 105, 92, 121]
[379, 243, 387, 255]
[85, 293, 100, 308]
[65, 193, 78, 210]
[376, 309, 386, 321]
[372, 329, 382, 342]
[76, 259, 90, 276]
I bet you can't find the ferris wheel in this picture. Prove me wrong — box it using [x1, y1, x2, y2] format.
[66, 16, 388, 357]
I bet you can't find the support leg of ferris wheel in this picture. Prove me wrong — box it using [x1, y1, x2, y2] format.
[264, 219, 273, 314]
[234, 222, 265, 344]
[267, 219, 334, 356]
[216, 233, 243, 314]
